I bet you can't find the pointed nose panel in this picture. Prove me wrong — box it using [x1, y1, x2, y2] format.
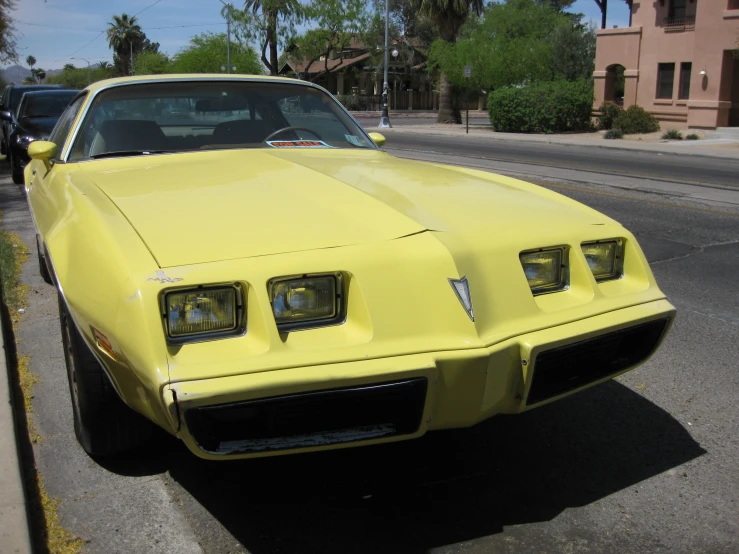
[449, 277, 474, 321]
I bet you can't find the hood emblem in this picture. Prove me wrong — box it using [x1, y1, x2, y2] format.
[147, 270, 183, 284]
[449, 277, 474, 321]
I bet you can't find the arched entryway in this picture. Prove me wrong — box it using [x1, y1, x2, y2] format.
[604, 64, 626, 106]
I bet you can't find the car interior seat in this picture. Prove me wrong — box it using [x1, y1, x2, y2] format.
[89, 119, 168, 157]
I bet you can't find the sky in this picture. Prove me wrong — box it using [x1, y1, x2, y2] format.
[7, 0, 631, 71]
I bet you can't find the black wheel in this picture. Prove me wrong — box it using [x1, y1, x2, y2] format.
[58, 293, 154, 456]
[10, 152, 23, 185]
[35, 235, 52, 285]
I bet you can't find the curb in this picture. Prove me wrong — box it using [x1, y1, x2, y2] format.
[0, 282, 33, 554]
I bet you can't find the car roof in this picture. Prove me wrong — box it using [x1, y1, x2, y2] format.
[5, 84, 65, 91]
[83, 73, 313, 94]
[19, 89, 80, 98]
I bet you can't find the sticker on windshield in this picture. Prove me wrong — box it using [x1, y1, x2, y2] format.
[344, 134, 364, 147]
[266, 140, 334, 148]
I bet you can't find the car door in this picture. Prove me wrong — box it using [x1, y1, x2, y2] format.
[26, 94, 87, 241]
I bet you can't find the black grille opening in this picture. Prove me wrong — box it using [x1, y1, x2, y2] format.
[526, 318, 670, 406]
[185, 378, 428, 454]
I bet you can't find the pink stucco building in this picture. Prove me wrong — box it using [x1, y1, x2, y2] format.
[594, 0, 739, 128]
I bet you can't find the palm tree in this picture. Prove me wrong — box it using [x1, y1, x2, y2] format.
[25, 55, 36, 69]
[242, 0, 301, 76]
[106, 13, 143, 76]
[416, 0, 483, 123]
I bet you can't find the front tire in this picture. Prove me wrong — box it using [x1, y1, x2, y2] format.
[10, 152, 23, 185]
[36, 236, 52, 285]
[58, 293, 154, 456]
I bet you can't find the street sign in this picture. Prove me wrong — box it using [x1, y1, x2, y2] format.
[464, 66, 471, 79]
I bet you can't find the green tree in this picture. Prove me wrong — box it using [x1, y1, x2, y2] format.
[535, 0, 576, 12]
[289, 0, 367, 82]
[0, 0, 18, 64]
[429, 0, 567, 94]
[46, 67, 93, 88]
[416, 0, 484, 123]
[26, 54, 36, 69]
[133, 51, 171, 75]
[549, 21, 596, 81]
[170, 32, 263, 74]
[362, 1, 438, 93]
[228, 0, 304, 75]
[106, 13, 144, 76]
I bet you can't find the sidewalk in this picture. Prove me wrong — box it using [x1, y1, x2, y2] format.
[0, 290, 32, 554]
[378, 123, 739, 159]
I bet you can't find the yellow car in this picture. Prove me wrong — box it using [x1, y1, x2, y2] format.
[24, 75, 675, 459]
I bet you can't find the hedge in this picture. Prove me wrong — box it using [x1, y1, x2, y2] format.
[487, 80, 593, 134]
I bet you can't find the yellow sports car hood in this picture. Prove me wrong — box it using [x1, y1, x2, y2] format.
[81, 149, 608, 267]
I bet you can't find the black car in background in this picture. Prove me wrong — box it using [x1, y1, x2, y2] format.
[4, 89, 79, 183]
[0, 84, 65, 157]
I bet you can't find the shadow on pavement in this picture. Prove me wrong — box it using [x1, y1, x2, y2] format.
[100, 380, 704, 553]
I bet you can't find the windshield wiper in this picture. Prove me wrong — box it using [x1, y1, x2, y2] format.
[90, 150, 172, 159]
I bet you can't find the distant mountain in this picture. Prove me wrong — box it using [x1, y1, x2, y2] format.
[1, 64, 31, 84]
[1, 64, 64, 85]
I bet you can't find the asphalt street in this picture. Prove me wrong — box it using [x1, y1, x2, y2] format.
[1, 141, 738, 553]
[374, 129, 739, 189]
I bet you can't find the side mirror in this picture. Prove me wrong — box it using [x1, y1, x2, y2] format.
[368, 132, 386, 147]
[28, 140, 57, 170]
[0, 109, 12, 122]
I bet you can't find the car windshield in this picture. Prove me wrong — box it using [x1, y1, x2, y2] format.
[68, 80, 376, 161]
[20, 92, 78, 119]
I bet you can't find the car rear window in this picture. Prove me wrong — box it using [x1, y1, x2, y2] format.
[20, 92, 78, 119]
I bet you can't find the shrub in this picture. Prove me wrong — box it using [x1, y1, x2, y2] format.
[662, 129, 683, 140]
[685, 133, 700, 140]
[604, 128, 624, 139]
[487, 80, 593, 134]
[612, 105, 660, 134]
[598, 102, 623, 130]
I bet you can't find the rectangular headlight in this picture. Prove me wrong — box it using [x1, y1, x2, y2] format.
[269, 273, 343, 330]
[163, 284, 244, 341]
[520, 246, 568, 295]
[581, 239, 624, 282]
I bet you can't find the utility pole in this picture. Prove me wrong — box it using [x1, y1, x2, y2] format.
[378, 0, 391, 128]
[219, 0, 232, 73]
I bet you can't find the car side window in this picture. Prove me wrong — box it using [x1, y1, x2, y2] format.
[48, 95, 86, 155]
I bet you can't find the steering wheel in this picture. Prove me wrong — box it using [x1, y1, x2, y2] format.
[263, 126, 323, 142]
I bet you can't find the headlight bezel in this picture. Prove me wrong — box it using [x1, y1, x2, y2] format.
[159, 282, 246, 345]
[519, 245, 570, 296]
[581, 239, 625, 282]
[268, 272, 345, 332]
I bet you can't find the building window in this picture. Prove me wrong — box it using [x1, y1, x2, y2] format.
[678, 62, 692, 100]
[657, 63, 675, 99]
[669, 0, 687, 18]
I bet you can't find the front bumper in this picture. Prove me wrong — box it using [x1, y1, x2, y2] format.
[168, 299, 675, 460]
